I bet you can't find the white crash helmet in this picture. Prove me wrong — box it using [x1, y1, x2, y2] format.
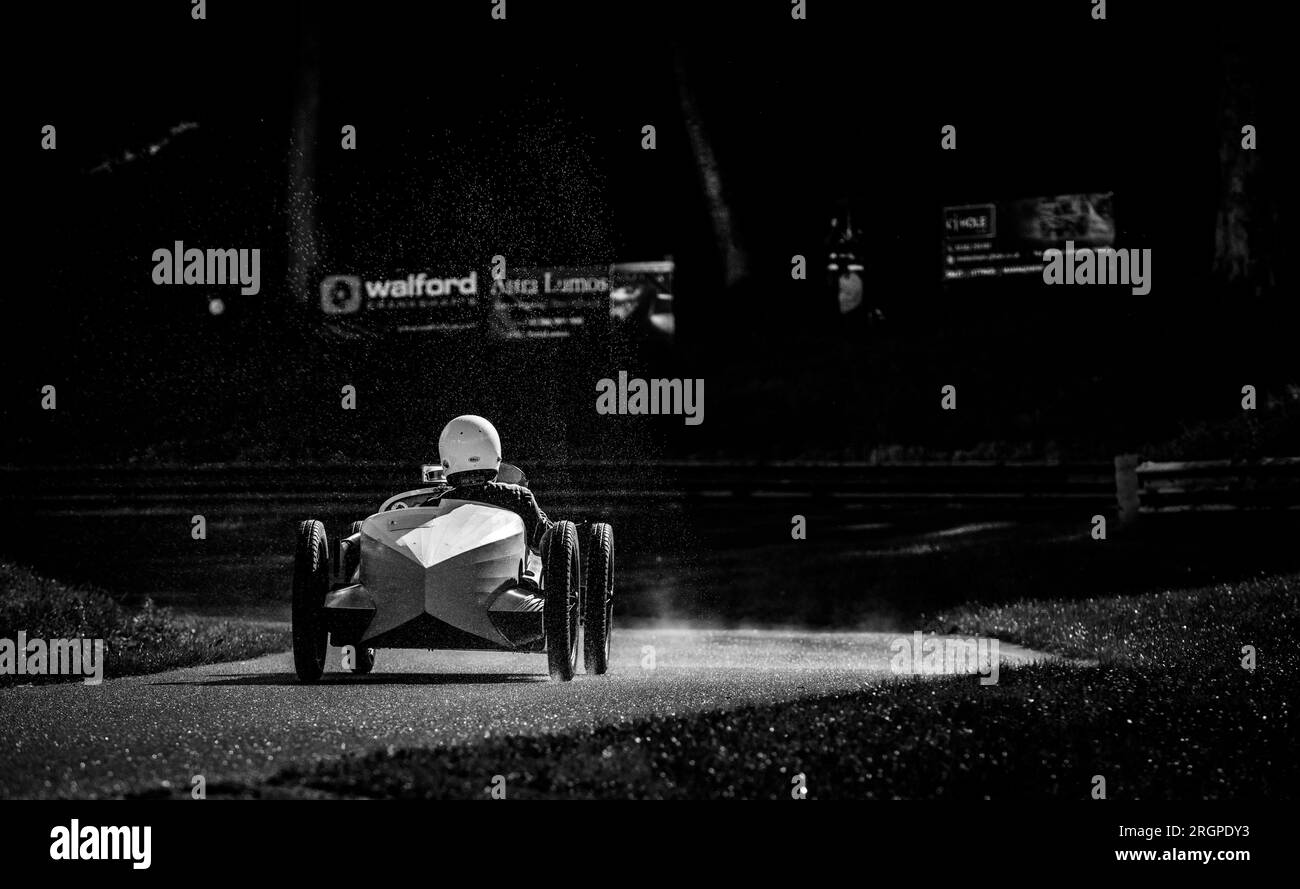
[438, 415, 503, 484]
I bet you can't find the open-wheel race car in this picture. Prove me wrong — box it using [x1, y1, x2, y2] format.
[291, 462, 614, 683]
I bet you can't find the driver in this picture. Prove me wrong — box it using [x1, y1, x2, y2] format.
[430, 415, 553, 551]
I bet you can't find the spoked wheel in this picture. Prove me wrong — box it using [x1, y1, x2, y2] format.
[292, 520, 330, 683]
[582, 523, 615, 675]
[543, 521, 582, 681]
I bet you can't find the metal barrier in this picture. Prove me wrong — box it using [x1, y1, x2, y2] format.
[1, 460, 1118, 513]
[1115, 455, 1300, 524]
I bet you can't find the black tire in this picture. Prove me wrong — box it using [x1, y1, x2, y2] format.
[349, 645, 376, 675]
[543, 521, 581, 681]
[582, 523, 614, 675]
[292, 520, 330, 683]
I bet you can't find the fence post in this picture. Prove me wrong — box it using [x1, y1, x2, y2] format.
[1114, 454, 1141, 527]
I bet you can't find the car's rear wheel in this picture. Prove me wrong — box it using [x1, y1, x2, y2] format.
[543, 521, 581, 681]
[582, 523, 614, 675]
[292, 520, 330, 683]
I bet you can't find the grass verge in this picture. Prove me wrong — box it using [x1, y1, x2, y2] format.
[0, 560, 290, 684]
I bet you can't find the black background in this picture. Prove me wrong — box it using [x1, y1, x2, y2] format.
[9, 0, 1296, 465]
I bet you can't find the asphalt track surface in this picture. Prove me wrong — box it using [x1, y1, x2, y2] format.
[0, 628, 1051, 799]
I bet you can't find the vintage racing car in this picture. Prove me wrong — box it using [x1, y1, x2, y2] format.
[291, 462, 614, 682]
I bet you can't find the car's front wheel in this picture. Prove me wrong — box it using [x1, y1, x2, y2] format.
[292, 520, 330, 683]
[543, 521, 581, 681]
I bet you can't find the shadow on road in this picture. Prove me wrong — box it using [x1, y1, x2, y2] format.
[155, 672, 549, 687]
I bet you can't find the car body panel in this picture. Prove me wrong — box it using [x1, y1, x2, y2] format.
[353, 501, 528, 647]
[317, 461, 559, 656]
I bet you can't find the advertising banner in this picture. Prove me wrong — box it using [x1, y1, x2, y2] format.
[488, 266, 610, 340]
[942, 193, 1115, 282]
[319, 270, 480, 333]
[318, 259, 675, 343]
[609, 260, 675, 344]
